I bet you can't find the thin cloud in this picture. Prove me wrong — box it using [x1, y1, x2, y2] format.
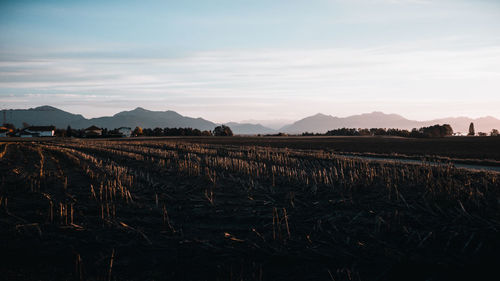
[1, 44, 500, 120]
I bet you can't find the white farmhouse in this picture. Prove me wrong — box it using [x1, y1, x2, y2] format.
[24, 126, 55, 137]
[118, 127, 132, 137]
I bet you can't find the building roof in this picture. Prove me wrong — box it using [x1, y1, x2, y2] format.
[85, 125, 102, 131]
[26, 126, 56, 131]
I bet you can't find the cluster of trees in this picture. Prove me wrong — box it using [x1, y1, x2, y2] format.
[417, 124, 453, 138]
[65, 127, 125, 138]
[131, 125, 233, 137]
[16, 125, 234, 138]
[65, 127, 97, 138]
[303, 124, 454, 138]
[213, 125, 234, 136]
[131, 127, 213, 137]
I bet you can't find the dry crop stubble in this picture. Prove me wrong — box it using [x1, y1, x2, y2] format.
[0, 138, 499, 280]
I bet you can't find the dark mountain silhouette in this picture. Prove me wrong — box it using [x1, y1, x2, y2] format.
[73, 107, 217, 131]
[0, 106, 86, 128]
[279, 113, 342, 134]
[1, 106, 275, 134]
[280, 112, 500, 134]
[2, 106, 217, 131]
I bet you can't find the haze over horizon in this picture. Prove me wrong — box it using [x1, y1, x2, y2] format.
[1, 0, 500, 123]
[2, 104, 500, 125]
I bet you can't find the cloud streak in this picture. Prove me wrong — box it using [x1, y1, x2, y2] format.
[1, 42, 500, 121]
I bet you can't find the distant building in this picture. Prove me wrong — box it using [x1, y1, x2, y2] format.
[0, 127, 8, 137]
[19, 132, 34, 138]
[85, 125, 102, 137]
[23, 126, 56, 137]
[118, 127, 132, 137]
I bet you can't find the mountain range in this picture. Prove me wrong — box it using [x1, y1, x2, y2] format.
[281, 112, 500, 134]
[1, 106, 499, 135]
[0, 106, 275, 135]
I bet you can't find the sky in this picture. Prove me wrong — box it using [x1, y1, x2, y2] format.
[1, 0, 499, 123]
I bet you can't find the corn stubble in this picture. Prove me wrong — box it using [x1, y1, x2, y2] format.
[0, 138, 499, 280]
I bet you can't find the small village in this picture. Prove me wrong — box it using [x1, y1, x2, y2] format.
[0, 123, 235, 138]
[0, 124, 132, 138]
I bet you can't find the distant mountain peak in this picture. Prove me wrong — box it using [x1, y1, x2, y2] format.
[114, 107, 153, 117]
[34, 105, 59, 111]
[477, 116, 499, 121]
[362, 111, 401, 117]
[313, 113, 330, 117]
[302, 113, 334, 120]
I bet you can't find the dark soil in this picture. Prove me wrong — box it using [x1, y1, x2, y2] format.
[1, 140, 499, 281]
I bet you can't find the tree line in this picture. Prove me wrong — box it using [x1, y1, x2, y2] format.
[0, 123, 234, 137]
[68, 125, 234, 137]
[302, 124, 455, 138]
[132, 125, 234, 137]
[131, 127, 213, 137]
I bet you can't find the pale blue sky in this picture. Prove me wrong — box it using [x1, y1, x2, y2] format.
[1, 0, 499, 122]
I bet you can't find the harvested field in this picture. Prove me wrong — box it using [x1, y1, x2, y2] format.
[1, 138, 499, 280]
[141, 136, 500, 161]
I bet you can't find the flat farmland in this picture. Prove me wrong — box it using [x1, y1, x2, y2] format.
[1, 138, 499, 280]
[169, 136, 500, 161]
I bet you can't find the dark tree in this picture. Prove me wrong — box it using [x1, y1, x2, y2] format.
[66, 126, 72, 137]
[213, 125, 233, 136]
[142, 128, 153, 136]
[468, 122, 475, 136]
[443, 124, 453, 136]
[153, 127, 163, 136]
[201, 130, 212, 136]
[133, 126, 143, 136]
[54, 129, 66, 137]
[358, 129, 371, 136]
[420, 124, 453, 138]
[410, 128, 421, 138]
